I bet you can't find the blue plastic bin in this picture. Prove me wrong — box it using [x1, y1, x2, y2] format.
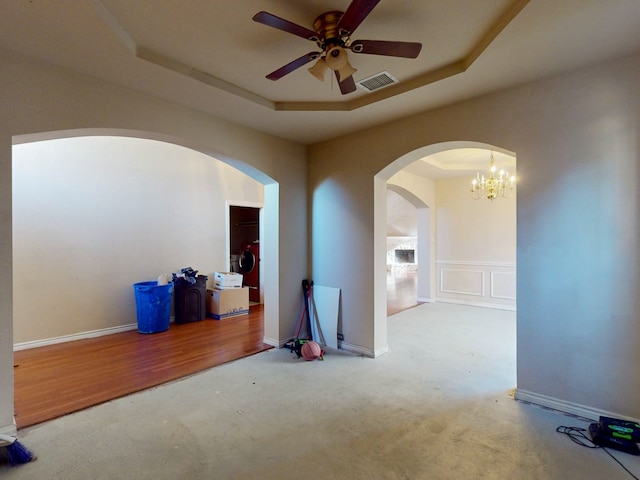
[133, 281, 174, 334]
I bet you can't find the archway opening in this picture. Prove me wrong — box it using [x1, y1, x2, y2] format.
[375, 141, 517, 354]
[385, 185, 431, 315]
[11, 129, 281, 427]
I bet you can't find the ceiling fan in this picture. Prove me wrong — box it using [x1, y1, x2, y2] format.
[252, 0, 422, 95]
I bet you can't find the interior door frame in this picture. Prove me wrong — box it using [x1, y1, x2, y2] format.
[226, 200, 264, 302]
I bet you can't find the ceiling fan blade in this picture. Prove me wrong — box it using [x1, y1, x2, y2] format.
[266, 52, 320, 81]
[336, 71, 357, 94]
[253, 11, 320, 42]
[337, 0, 381, 36]
[349, 40, 422, 58]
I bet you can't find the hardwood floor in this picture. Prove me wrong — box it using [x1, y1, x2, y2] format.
[387, 270, 423, 316]
[13, 305, 270, 429]
[14, 282, 418, 430]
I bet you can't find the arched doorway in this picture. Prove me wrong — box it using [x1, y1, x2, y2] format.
[386, 184, 432, 315]
[11, 129, 285, 427]
[375, 141, 517, 352]
[11, 129, 281, 346]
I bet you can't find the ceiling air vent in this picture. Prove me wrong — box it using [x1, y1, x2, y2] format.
[356, 71, 398, 92]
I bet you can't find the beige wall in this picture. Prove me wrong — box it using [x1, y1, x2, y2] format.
[0, 49, 307, 435]
[309, 52, 640, 419]
[388, 171, 436, 303]
[436, 175, 516, 309]
[387, 171, 516, 309]
[13, 136, 263, 345]
[2, 46, 640, 435]
[387, 189, 418, 236]
[436, 176, 516, 262]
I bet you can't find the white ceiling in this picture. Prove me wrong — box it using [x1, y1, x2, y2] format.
[404, 148, 517, 180]
[1, 0, 639, 175]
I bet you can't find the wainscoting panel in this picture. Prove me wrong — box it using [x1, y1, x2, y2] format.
[490, 272, 516, 301]
[440, 269, 484, 297]
[437, 261, 516, 310]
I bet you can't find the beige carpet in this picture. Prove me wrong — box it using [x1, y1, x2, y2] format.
[4, 303, 640, 479]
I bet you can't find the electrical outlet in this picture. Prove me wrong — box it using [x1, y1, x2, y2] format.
[337, 333, 344, 341]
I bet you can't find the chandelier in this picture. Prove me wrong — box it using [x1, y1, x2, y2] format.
[470, 152, 516, 201]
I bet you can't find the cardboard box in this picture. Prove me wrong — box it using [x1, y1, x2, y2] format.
[206, 287, 249, 320]
[213, 271, 243, 289]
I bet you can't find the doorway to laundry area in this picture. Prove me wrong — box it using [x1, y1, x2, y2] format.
[228, 205, 262, 304]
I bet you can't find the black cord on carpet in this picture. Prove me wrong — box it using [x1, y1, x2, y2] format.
[556, 426, 639, 479]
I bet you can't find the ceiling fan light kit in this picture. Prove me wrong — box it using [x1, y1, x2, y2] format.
[337, 61, 358, 83]
[253, 0, 422, 95]
[326, 46, 347, 70]
[324, 46, 357, 81]
[308, 57, 328, 81]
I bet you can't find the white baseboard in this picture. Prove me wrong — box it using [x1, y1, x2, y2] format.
[514, 389, 640, 424]
[14, 323, 140, 351]
[263, 337, 280, 348]
[437, 298, 516, 312]
[417, 297, 432, 303]
[340, 341, 377, 358]
[1, 422, 17, 437]
[273, 338, 377, 358]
